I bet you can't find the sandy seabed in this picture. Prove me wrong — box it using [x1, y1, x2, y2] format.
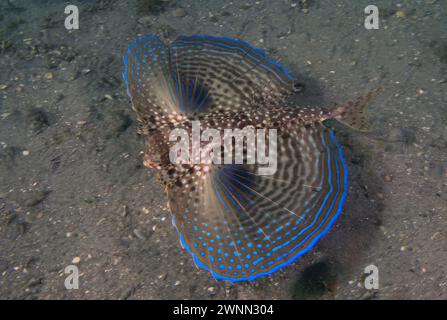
[0, 0, 446, 299]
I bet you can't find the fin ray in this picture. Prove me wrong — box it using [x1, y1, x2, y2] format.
[166, 124, 348, 282]
[334, 87, 382, 132]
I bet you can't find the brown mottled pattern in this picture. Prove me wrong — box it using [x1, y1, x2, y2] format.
[123, 35, 358, 281]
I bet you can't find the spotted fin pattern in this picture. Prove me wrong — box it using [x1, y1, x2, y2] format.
[124, 35, 296, 130]
[123, 36, 178, 131]
[123, 34, 349, 282]
[170, 35, 295, 113]
[166, 124, 348, 282]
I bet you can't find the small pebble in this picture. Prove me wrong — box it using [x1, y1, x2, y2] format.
[384, 175, 393, 182]
[395, 11, 406, 18]
[431, 232, 440, 240]
[133, 229, 146, 240]
[72, 256, 81, 264]
[121, 205, 128, 217]
[172, 8, 187, 17]
[44, 72, 53, 80]
[207, 286, 216, 294]
[22, 150, 30, 156]
[138, 16, 152, 25]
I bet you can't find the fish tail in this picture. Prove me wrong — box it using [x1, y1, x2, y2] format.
[332, 87, 382, 132]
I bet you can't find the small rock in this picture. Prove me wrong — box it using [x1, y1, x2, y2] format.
[0, 84, 8, 90]
[395, 11, 406, 18]
[1, 112, 10, 120]
[133, 229, 146, 240]
[240, 4, 252, 10]
[121, 205, 128, 217]
[360, 291, 377, 300]
[138, 16, 152, 25]
[24, 190, 51, 207]
[431, 232, 440, 240]
[172, 8, 186, 17]
[119, 286, 137, 300]
[44, 72, 53, 80]
[72, 256, 81, 264]
[157, 273, 167, 280]
[26, 277, 42, 288]
[384, 175, 393, 182]
[207, 286, 216, 294]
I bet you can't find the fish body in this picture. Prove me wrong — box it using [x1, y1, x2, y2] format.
[123, 34, 373, 282]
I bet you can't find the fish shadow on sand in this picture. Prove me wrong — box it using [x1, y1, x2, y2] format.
[287, 78, 385, 299]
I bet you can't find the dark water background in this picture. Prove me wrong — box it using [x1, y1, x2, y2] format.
[0, 0, 446, 299]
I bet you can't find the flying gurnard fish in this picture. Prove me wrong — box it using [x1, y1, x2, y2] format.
[123, 35, 377, 282]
